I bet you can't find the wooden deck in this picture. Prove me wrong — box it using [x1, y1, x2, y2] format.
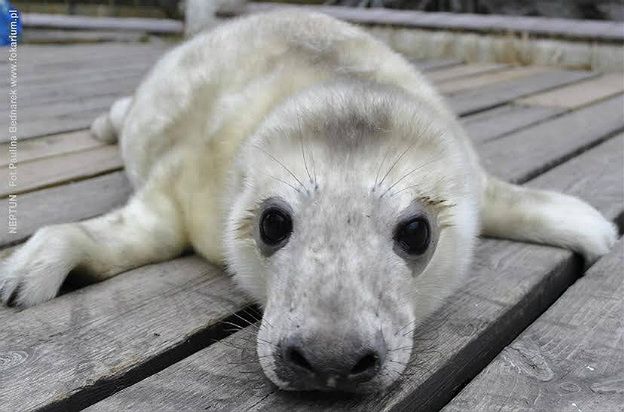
[1, 41, 623, 411]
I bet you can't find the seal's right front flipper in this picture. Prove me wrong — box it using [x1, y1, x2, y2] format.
[479, 176, 617, 264]
[0, 181, 187, 308]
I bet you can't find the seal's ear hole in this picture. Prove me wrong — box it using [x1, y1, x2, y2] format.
[260, 206, 293, 246]
[393, 216, 430, 256]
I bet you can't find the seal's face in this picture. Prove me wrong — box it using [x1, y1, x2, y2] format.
[224, 84, 477, 392]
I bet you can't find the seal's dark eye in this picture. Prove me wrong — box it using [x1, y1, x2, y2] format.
[394, 217, 430, 255]
[260, 207, 293, 246]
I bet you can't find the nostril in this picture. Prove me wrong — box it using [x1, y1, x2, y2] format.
[285, 346, 314, 372]
[350, 352, 379, 376]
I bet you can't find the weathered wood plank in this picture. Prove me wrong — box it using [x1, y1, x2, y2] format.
[242, 3, 624, 42]
[0, 130, 104, 167]
[445, 237, 624, 412]
[0, 145, 123, 197]
[479, 94, 624, 183]
[0, 60, 155, 89]
[23, 13, 184, 34]
[87, 134, 624, 411]
[0, 43, 166, 76]
[0, 171, 132, 247]
[17, 60, 149, 94]
[426, 63, 508, 83]
[463, 104, 566, 144]
[438, 66, 550, 95]
[16, 48, 164, 75]
[0, 98, 114, 141]
[22, 29, 148, 44]
[86, 326, 271, 412]
[516, 72, 624, 109]
[450, 69, 597, 116]
[412, 59, 463, 72]
[21, 73, 144, 108]
[0, 257, 249, 412]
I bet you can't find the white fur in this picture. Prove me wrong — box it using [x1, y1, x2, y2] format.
[0, 10, 616, 392]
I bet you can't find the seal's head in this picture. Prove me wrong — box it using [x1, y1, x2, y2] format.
[224, 81, 478, 392]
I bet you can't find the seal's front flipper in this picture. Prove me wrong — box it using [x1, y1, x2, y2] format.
[479, 176, 617, 264]
[0, 182, 187, 308]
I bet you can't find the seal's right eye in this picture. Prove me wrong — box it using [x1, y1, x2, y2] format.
[260, 207, 293, 246]
[394, 216, 430, 256]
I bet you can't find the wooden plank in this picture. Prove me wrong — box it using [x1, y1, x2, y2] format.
[86, 326, 271, 412]
[0, 256, 249, 412]
[0, 130, 104, 167]
[0, 98, 116, 142]
[516, 72, 624, 109]
[21, 73, 144, 108]
[412, 59, 463, 72]
[22, 29, 148, 44]
[438, 66, 550, 95]
[23, 13, 183, 34]
[463, 104, 566, 144]
[0, 60, 155, 89]
[0, 50, 164, 93]
[0, 43, 166, 74]
[4, 94, 116, 123]
[445, 237, 624, 412]
[479, 94, 624, 183]
[243, 3, 624, 42]
[0, 171, 132, 247]
[450, 69, 597, 116]
[0, 145, 123, 197]
[24, 49, 164, 74]
[87, 134, 624, 411]
[426, 63, 508, 83]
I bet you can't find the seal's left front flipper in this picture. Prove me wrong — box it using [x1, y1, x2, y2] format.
[479, 176, 617, 264]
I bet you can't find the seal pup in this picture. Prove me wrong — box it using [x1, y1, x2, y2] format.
[0, 11, 617, 392]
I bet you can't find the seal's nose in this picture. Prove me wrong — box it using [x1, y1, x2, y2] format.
[280, 333, 386, 389]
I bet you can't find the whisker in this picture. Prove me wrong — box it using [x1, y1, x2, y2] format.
[377, 139, 418, 188]
[257, 172, 301, 194]
[254, 145, 307, 193]
[296, 110, 314, 185]
[374, 147, 393, 188]
[381, 158, 438, 198]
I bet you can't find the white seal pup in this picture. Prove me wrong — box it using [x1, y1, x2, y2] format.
[0, 11, 617, 392]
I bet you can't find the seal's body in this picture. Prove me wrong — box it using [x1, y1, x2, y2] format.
[0, 11, 616, 392]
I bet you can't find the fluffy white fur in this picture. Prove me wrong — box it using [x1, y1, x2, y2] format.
[0, 11, 616, 392]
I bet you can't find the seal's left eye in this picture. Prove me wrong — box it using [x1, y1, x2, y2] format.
[260, 207, 293, 246]
[394, 217, 430, 255]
